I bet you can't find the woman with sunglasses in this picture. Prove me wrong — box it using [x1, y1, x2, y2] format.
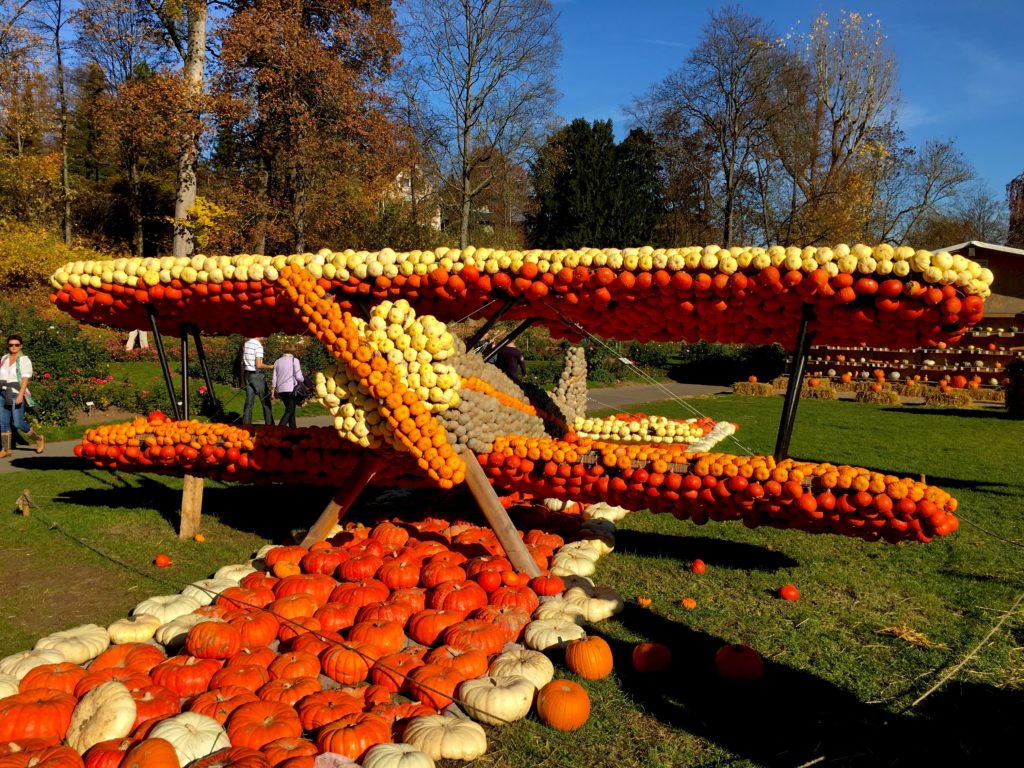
[0, 335, 45, 457]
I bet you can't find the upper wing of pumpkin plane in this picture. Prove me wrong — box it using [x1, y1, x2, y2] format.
[49, 244, 992, 347]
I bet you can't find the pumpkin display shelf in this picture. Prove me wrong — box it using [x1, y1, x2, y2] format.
[46, 244, 980, 547]
[0, 244, 984, 765]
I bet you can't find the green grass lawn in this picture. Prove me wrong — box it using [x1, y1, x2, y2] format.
[2, 395, 1021, 766]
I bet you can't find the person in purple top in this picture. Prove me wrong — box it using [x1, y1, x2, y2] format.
[271, 345, 306, 428]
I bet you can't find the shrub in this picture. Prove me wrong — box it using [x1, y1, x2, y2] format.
[669, 341, 787, 385]
[525, 360, 564, 387]
[0, 218, 106, 293]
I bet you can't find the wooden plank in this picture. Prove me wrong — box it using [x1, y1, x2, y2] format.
[179, 474, 203, 539]
[300, 460, 381, 547]
[459, 446, 541, 578]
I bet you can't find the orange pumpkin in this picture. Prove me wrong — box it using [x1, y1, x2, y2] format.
[565, 636, 614, 680]
[714, 643, 764, 681]
[536, 679, 590, 731]
[119, 738, 180, 768]
[315, 713, 390, 761]
[631, 642, 672, 673]
[226, 700, 303, 750]
[0, 690, 77, 741]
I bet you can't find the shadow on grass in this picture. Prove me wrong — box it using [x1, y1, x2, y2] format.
[8, 455, 91, 472]
[606, 605, 1021, 766]
[56, 478, 333, 543]
[881, 406, 1018, 421]
[614, 529, 797, 571]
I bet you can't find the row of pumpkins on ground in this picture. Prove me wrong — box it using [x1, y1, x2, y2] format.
[0, 500, 690, 768]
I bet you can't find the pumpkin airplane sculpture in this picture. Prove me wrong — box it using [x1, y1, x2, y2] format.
[50, 243, 981, 555]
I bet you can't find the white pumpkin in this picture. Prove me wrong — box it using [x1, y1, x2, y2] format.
[577, 521, 616, 556]
[532, 600, 585, 624]
[35, 624, 110, 665]
[181, 578, 236, 606]
[542, 498, 577, 513]
[66, 681, 137, 752]
[560, 575, 595, 591]
[523, 618, 586, 651]
[550, 548, 597, 578]
[213, 563, 256, 582]
[562, 585, 624, 622]
[402, 715, 487, 761]
[0, 672, 19, 698]
[362, 743, 435, 768]
[582, 502, 629, 522]
[133, 594, 202, 625]
[458, 675, 534, 726]
[107, 614, 162, 644]
[488, 646, 554, 690]
[0, 649, 65, 680]
[155, 613, 217, 648]
[149, 712, 230, 765]
[252, 544, 277, 562]
[557, 541, 602, 560]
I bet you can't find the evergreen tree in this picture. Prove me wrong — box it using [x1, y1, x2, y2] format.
[527, 118, 663, 248]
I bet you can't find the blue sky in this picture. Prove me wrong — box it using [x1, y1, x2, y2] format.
[553, 0, 1024, 197]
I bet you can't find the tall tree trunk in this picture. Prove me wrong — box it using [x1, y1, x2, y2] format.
[253, 152, 270, 255]
[290, 157, 305, 252]
[129, 159, 143, 257]
[54, 6, 71, 246]
[460, 122, 472, 247]
[173, 1, 208, 258]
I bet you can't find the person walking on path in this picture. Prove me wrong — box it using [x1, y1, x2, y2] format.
[1, 335, 45, 457]
[272, 346, 306, 428]
[494, 341, 527, 383]
[241, 336, 274, 424]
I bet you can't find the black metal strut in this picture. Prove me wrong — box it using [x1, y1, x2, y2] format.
[774, 303, 816, 460]
[147, 305, 181, 420]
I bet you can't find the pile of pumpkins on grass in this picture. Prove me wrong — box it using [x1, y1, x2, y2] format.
[0, 498, 764, 768]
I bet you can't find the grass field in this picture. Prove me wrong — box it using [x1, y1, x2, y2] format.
[1, 395, 1021, 766]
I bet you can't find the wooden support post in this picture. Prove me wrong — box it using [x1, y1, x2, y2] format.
[300, 461, 382, 547]
[459, 446, 541, 577]
[180, 474, 203, 539]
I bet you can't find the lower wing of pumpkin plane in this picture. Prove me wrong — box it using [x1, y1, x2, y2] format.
[72, 263, 959, 545]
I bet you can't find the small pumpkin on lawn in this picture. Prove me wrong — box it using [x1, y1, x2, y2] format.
[714, 643, 764, 681]
[564, 635, 613, 680]
[631, 642, 671, 673]
[535, 679, 590, 731]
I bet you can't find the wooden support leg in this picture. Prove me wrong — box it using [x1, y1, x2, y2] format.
[300, 461, 381, 547]
[180, 474, 203, 539]
[459, 446, 541, 578]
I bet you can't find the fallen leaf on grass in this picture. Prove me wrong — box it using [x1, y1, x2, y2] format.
[876, 625, 946, 649]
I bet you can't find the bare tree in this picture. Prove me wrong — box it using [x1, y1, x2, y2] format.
[870, 139, 973, 243]
[768, 11, 898, 243]
[403, 0, 560, 247]
[655, 7, 786, 245]
[955, 182, 1009, 243]
[74, 0, 168, 85]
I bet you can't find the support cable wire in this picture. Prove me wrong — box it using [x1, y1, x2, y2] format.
[542, 299, 758, 457]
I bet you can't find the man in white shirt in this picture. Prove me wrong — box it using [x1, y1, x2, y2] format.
[241, 337, 274, 424]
